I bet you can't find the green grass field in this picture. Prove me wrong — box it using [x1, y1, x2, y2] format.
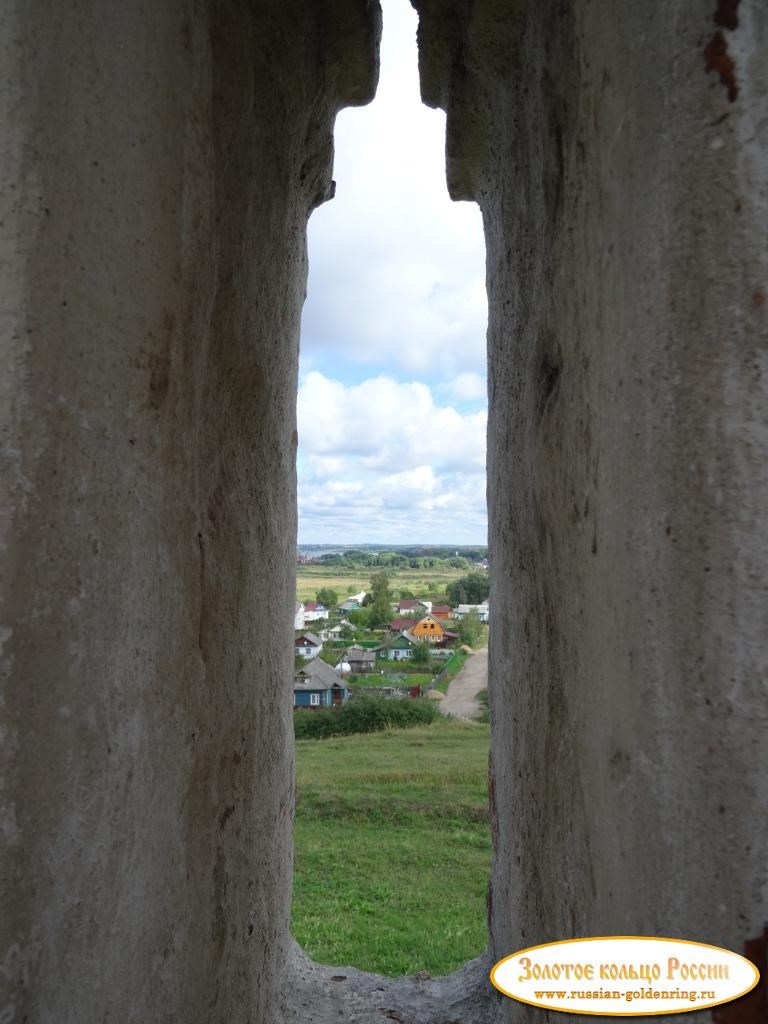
[295, 564, 468, 603]
[292, 717, 491, 977]
[347, 672, 434, 688]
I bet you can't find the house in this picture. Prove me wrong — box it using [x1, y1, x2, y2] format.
[430, 604, 451, 620]
[338, 599, 361, 614]
[388, 617, 419, 633]
[453, 602, 489, 623]
[303, 601, 328, 622]
[386, 630, 418, 661]
[294, 631, 323, 659]
[293, 659, 348, 708]
[438, 629, 459, 648]
[294, 601, 305, 630]
[322, 618, 355, 642]
[340, 645, 377, 674]
[398, 598, 430, 615]
[410, 614, 448, 644]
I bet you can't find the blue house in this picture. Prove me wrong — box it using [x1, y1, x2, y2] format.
[293, 658, 349, 709]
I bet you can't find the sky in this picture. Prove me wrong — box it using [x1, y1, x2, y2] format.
[297, 0, 488, 546]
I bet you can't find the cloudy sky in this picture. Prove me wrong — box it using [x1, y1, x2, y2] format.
[297, 0, 488, 545]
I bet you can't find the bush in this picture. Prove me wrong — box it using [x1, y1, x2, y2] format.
[293, 697, 440, 740]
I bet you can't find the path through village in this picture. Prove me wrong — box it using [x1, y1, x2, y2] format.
[439, 648, 488, 720]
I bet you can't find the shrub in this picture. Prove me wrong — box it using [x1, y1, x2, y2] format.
[293, 696, 439, 740]
[475, 688, 490, 724]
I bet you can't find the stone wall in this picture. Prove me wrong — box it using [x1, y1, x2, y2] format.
[0, 2, 379, 1021]
[1, 1, 766, 1022]
[414, 1, 768, 1019]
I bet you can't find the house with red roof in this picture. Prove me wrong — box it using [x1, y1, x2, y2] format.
[302, 601, 328, 622]
[389, 617, 419, 632]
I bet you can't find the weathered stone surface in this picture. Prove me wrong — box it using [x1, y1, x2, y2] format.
[414, 1, 768, 1020]
[2, 1, 766, 1022]
[283, 944, 494, 1024]
[0, 2, 379, 1022]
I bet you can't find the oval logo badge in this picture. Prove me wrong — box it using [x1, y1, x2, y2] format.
[490, 936, 760, 1016]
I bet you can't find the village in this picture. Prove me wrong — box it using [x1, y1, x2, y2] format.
[293, 589, 489, 709]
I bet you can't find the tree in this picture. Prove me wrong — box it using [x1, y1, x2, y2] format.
[316, 587, 338, 610]
[367, 571, 393, 627]
[458, 608, 483, 647]
[411, 641, 432, 666]
[447, 571, 490, 606]
[347, 607, 371, 629]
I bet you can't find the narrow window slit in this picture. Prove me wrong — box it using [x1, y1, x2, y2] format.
[291, 0, 491, 982]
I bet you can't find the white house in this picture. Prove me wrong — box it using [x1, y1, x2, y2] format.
[321, 619, 355, 642]
[453, 602, 489, 623]
[294, 631, 323, 659]
[303, 601, 328, 622]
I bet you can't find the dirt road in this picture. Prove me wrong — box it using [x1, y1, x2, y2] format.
[438, 648, 488, 720]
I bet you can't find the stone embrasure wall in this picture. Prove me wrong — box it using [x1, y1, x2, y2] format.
[2, 1, 767, 1023]
[0, 2, 379, 1022]
[414, 0, 768, 1019]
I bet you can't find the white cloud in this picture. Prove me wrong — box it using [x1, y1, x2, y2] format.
[437, 372, 487, 403]
[298, 371, 485, 472]
[297, 372, 487, 543]
[296, 0, 488, 544]
[300, 0, 487, 389]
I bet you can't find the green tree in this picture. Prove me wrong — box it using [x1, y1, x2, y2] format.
[411, 641, 432, 666]
[447, 571, 490, 606]
[344, 549, 373, 566]
[458, 608, 482, 647]
[316, 587, 338, 611]
[367, 571, 393, 628]
[347, 607, 371, 629]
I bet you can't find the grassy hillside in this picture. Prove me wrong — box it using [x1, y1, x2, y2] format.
[291, 717, 491, 976]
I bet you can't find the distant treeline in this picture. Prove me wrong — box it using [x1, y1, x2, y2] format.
[313, 547, 488, 569]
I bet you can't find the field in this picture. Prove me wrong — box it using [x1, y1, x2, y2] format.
[291, 717, 491, 977]
[348, 672, 434, 688]
[295, 564, 469, 603]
